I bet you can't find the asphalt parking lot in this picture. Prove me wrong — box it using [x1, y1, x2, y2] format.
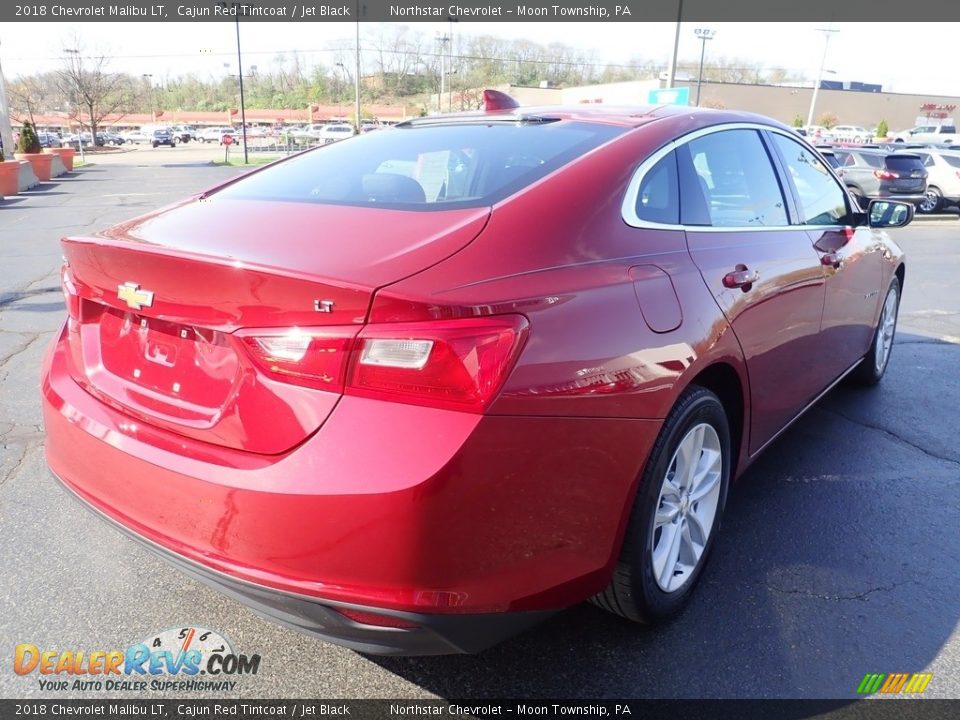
[1, 156, 958, 700]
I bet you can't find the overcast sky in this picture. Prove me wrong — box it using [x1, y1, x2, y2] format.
[3, 22, 959, 96]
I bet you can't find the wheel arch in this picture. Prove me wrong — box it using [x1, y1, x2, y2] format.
[684, 362, 746, 483]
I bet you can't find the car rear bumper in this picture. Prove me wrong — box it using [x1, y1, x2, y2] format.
[42, 324, 658, 651]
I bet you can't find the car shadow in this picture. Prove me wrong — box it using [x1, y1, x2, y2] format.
[368, 333, 959, 701]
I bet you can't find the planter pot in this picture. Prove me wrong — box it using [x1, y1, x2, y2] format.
[0, 160, 20, 196]
[43, 147, 76, 171]
[14, 152, 54, 182]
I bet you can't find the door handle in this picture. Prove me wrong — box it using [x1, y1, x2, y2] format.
[722, 266, 760, 290]
[820, 251, 842, 268]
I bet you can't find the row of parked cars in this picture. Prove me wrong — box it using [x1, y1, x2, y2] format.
[815, 142, 960, 214]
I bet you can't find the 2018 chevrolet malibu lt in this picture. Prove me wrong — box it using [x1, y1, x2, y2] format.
[43, 96, 909, 655]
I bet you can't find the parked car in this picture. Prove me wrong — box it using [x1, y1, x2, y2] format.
[45, 102, 909, 655]
[96, 131, 125, 146]
[168, 125, 194, 144]
[151, 127, 176, 148]
[317, 123, 356, 144]
[910, 149, 960, 213]
[121, 129, 151, 144]
[831, 125, 871, 143]
[815, 146, 842, 170]
[37, 132, 62, 148]
[832, 148, 928, 208]
[196, 127, 235, 144]
[893, 120, 960, 145]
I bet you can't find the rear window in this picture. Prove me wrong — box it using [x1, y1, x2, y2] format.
[215, 121, 624, 210]
[885, 155, 924, 171]
[856, 153, 883, 169]
[943, 155, 960, 169]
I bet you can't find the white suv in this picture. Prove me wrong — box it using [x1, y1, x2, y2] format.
[831, 125, 871, 143]
[317, 124, 356, 144]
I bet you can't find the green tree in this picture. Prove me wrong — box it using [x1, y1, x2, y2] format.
[876, 119, 889, 139]
[792, 114, 804, 128]
[17, 121, 42, 154]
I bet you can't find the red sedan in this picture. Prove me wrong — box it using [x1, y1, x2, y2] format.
[43, 97, 909, 655]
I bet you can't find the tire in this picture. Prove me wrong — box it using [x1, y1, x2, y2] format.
[592, 385, 731, 623]
[918, 187, 943, 214]
[173, 136, 180, 145]
[850, 276, 900, 386]
[199, 137, 206, 143]
[152, 142, 158, 148]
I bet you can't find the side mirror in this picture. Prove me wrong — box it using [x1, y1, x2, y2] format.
[867, 199, 914, 229]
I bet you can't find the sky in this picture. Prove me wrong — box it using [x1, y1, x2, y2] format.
[3, 21, 960, 97]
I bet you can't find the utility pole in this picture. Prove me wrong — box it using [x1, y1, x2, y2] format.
[234, 15, 248, 164]
[354, 1, 361, 128]
[0, 40, 15, 158]
[806, 27, 839, 128]
[666, 0, 683, 88]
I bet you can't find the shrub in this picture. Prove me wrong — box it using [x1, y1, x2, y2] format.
[17, 121, 42, 154]
[876, 119, 889, 139]
[817, 112, 839, 130]
[792, 114, 804, 128]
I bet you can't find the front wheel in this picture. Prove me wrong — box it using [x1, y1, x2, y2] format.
[851, 276, 900, 386]
[592, 386, 731, 623]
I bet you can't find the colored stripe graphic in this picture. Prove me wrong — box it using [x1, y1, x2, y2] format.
[857, 672, 932, 694]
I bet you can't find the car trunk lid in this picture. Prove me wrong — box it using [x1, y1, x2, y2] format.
[61, 197, 490, 454]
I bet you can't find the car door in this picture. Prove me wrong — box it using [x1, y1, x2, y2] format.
[769, 131, 883, 383]
[681, 128, 827, 455]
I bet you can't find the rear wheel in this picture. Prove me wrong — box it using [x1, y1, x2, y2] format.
[592, 386, 731, 623]
[851, 276, 900, 386]
[918, 187, 943, 214]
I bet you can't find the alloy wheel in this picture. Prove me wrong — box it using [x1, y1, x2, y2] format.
[651, 423, 723, 593]
[875, 285, 898, 374]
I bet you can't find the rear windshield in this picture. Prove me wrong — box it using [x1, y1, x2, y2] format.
[886, 155, 924, 171]
[943, 155, 960, 169]
[215, 121, 624, 210]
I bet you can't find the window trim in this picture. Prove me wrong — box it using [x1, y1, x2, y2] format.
[621, 122, 853, 232]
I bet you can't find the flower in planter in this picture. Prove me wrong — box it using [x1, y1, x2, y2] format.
[17, 122, 42, 154]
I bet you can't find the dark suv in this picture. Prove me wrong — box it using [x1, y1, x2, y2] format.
[151, 128, 176, 148]
[833, 148, 928, 208]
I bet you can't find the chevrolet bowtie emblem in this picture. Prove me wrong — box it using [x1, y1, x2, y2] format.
[117, 282, 155, 310]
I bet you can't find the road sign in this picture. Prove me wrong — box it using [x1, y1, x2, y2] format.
[647, 87, 691, 106]
[222, 134, 234, 146]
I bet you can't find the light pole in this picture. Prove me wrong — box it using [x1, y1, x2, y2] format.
[335, 62, 345, 120]
[0, 41, 15, 160]
[64, 48, 84, 164]
[666, 0, 683, 88]
[806, 27, 839, 128]
[436, 33, 449, 113]
[142, 73, 155, 122]
[233, 14, 249, 163]
[447, 16, 458, 111]
[693, 28, 715, 106]
[354, 4, 361, 129]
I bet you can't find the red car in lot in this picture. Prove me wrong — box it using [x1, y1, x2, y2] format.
[43, 98, 909, 655]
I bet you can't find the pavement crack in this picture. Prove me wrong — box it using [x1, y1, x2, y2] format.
[822, 407, 960, 468]
[766, 582, 904, 602]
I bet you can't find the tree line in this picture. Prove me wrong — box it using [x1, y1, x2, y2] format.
[7, 26, 805, 133]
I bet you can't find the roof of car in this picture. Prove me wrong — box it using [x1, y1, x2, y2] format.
[397, 104, 786, 130]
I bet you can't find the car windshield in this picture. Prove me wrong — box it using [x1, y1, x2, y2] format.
[215, 120, 624, 210]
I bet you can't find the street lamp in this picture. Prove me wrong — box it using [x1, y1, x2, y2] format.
[436, 32, 449, 113]
[693, 28, 715, 106]
[806, 27, 839, 128]
[142, 73, 155, 122]
[64, 48, 84, 164]
[335, 62, 345, 120]
[447, 16, 458, 112]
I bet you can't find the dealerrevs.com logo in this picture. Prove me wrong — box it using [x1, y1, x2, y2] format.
[14, 626, 261, 692]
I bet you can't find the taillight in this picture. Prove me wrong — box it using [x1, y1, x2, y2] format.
[348, 316, 528, 412]
[874, 169, 899, 180]
[61, 264, 80, 321]
[238, 327, 359, 392]
[237, 316, 528, 412]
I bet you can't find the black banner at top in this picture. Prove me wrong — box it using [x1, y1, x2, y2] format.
[5, 0, 959, 22]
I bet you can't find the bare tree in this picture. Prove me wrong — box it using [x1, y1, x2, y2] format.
[57, 40, 139, 138]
